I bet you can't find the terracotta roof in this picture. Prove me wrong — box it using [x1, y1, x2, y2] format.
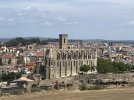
[26, 62, 36, 66]
[2, 53, 15, 59]
[37, 50, 44, 57]
[16, 77, 33, 82]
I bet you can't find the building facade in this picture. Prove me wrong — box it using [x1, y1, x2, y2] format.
[44, 34, 97, 79]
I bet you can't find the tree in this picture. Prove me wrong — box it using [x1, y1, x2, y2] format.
[97, 58, 113, 73]
[97, 58, 131, 74]
[80, 64, 90, 73]
[0, 58, 3, 65]
[15, 72, 22, 79]
[34, 65, 38, 74]
[7, 72, 16, 80]
[112, 62, 131, 73]
[2, 73, 8, 81]
[1, 72, 22, 81]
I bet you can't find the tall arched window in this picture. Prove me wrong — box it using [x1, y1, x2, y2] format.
[64, 38, 66, 43]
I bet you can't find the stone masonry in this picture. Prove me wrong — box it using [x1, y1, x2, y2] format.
[44, 34, 97, 79]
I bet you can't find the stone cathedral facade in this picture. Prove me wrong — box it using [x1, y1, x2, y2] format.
[44, 34, 97, 79]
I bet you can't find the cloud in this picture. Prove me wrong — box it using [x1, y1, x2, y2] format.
[65, 21, 79, 25]
[0, 0, 134, 39]
[55, 17, 67, 22]
[0, 17, 5, 21]
[44, 21, 52, 26]
[127, 20, 134, 25]
[23, 6, 32, 11]
[76, 0, 134, 4]
[8, 18, 14, 22]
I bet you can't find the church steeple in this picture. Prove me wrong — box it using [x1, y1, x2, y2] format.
[59, 34, 68, 49]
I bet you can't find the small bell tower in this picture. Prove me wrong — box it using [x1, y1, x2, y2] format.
[59, 34, 68, 49]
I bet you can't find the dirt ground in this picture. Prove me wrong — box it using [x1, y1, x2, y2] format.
[1, 88, 134, 100]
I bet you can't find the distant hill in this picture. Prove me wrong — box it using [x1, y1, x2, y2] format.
[2, 37, 60, 47]
[1, 37, 134, 45]
[0, 37, 58, 43]
[0, 38, 12, 43]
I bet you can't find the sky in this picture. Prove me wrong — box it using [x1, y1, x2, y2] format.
[0, 0, 134, 40]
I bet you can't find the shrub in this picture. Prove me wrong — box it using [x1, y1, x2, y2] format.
[79, 84, 103, 91]
[31, 85, 41, 92]
[31, 86, 41, 93]
[87, 85, 103, 90]
[11, 90, 23, 95]
[80, 65, 90, 73]
[79, 83, 87, 90]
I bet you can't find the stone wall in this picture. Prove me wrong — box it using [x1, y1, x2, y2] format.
[41, 73, 134, 89]
[44, 48, 97, 79]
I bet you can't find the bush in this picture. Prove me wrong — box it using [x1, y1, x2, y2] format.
[42, 76, 46, 80]
[54, 81, 59, 90]
[80, 65, 90, 73]
[31, 85, 41, 92]
[11, 90, 23, 95]
[87, 85, 103, 90]
[31, 87, 41, 92]
[79, 84, 87, 90]
[79, 84, 103, 91]
[66, 83, 73, 87]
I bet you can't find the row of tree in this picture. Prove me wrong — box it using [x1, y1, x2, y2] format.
[80, 64, 95, 74]
[0, 72, 22, 81]
[79, 58, 132, 74]
[97, 58, 132, 73]
[4, 37, 59, 47]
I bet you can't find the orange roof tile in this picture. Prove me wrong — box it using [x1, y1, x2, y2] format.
[2, 53, 15, 59]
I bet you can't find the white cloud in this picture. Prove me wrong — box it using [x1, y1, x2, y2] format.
[44, 21, 52, 26]
[0, 17, 5, 21]
[23, 6, 32, 11]
[55, 17, 67, 22]
[0, 0, 134, 39]
[76, 0, 133, 4]
[65, 21, 79, 25]
[8, 18, 14, 22]
[127, 20, 134, 25]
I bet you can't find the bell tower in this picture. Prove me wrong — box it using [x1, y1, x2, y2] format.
[59, 34, 68, 49]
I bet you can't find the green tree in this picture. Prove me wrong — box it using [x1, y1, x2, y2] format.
[97, 58, 113, 73]
[34, 65, 38, 74]
[0, 58, 3, 65]
[80, 64, 90, 73]
[1, 72, 22, 81]
[15, 72, 22, 79]
[97, 58, 131, 73]
[2, 73, 8, 81]
[7, 72, 16, 81]
[113, 62, 131, 73]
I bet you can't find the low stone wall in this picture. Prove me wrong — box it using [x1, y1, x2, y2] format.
[1, 73, 134, 95]
[27, 73, 134, 92]
[0, 87, 25, 95]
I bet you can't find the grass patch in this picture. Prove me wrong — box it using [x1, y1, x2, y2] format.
[80, 84, 103, 91]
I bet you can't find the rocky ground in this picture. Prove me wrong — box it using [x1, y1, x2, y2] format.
[1, 88, 134, 100]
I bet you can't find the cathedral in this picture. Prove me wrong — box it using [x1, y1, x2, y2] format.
[44, 34, 97, 79]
